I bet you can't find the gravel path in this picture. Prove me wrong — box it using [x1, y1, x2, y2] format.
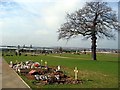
[1, 57, 31, 90]
[0, 57, 2, 90]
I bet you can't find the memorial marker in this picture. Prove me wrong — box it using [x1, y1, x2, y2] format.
[41, 60, 43, 66]
[74, 67, 78, 80]
[45, 61, 47, 66]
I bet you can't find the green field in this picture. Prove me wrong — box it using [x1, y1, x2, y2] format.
[3, 53, 118, 89]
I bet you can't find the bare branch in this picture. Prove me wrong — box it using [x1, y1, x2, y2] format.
[58, 2, 119, 40]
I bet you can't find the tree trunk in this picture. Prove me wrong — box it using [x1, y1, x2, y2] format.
[91, 34, 97, 60]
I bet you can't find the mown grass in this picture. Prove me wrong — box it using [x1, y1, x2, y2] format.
[3, 53, 118, 88]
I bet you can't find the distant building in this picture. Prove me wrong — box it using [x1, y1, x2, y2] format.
[0, 45, 118, 54]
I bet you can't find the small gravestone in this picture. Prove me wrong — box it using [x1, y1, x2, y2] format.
[57, 65, 60, 71]
[31, 64, 35, 69]
[9, 61, 13, 68]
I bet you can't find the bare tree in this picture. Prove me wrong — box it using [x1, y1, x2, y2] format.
[58, 2, 120, 60]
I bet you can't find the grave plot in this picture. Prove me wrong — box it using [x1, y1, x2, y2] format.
[9, 60, 84, 86]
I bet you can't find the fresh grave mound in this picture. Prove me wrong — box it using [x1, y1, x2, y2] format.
[27, 69, 83, 85]
[9, 60, 83, 85]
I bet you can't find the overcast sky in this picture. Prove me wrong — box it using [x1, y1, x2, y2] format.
[0, 0, 119, 49]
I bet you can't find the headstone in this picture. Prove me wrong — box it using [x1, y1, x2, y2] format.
[20, 62, 23, 65]
[57, 65, 60, 71]
[9, 61, 13, 68]
[31, 64, 35, 69]
[26, 61, 29, 65]
[39, 75, 47, 80]
[35, 75, 40, 80]
[18, 68, 20, 73]
[55, 75, 60, 80]
[10, 61, 12, 65]
[20, 65, 23, 69]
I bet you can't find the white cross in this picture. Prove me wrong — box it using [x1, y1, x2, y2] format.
[74, 67, 78, 80]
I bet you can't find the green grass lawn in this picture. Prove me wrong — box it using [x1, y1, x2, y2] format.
[3, 53, 118, 88]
